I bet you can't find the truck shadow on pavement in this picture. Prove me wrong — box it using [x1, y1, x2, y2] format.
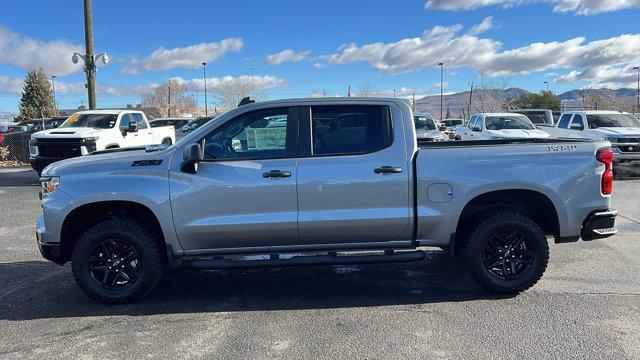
[0, 251, 506, 321]
[0, 168, 39, 187]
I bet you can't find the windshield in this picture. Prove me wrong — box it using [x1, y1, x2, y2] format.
[486, 116, 535, 130]
[414, 116, 437, 130]
[60, 113, 117, 129]
[442, 120, 463, 127]
[514, 112, 548, 125]
[587, 114, 640, 128]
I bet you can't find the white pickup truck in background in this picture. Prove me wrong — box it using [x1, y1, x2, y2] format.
[455, 113, 551, 140]
[29, 110, 175, 175]
[542, 110, 640, 164]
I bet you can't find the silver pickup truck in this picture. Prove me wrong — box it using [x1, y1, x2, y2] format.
[36, 98, 617, 303]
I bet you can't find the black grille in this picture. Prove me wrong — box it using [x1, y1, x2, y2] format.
[619, 137, 640, 143]
[36, 138, 84, 158]
[618, 145, 640, 153]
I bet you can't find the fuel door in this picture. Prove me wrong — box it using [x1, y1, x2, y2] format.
[427, 183, 453, 203]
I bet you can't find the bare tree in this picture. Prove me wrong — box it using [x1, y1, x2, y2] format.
[354, 83, 380, 97]
[213, 77, 266, 110]
[143, 79, 195, 117]
[306, 89, 328, 98]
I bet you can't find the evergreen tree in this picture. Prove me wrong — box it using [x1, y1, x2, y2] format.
[509, 90, 561, 111]
[445, 107, 451, 118]
[18, 68, 57, 121]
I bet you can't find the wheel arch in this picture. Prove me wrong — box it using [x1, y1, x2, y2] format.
[453, 189, 561, 254]
[60, 200, 167, 263]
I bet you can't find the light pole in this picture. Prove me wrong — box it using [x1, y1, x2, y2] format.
[202, 62, 208, 116]
[468, 81, 474, 121]
[438, 62, 444, 120]
[544, 81, 549, 92]
[393, 88, 397, 98]
[70, 0, 109, 109]
[634, 66, 640, 113]
[51, 75, 58, 115]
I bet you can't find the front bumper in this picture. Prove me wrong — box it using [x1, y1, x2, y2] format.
[30, 156, 65, 173]
[581, 209, 618, 241]
[612, 147, 640, 163]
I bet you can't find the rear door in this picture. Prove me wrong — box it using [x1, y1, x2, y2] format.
[296, 103, 412, 245]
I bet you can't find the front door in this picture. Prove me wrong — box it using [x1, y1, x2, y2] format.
[296, 104, 412, 245]
[170, 106, 300, 251]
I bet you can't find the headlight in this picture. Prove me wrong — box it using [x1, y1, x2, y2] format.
[40, 176, 60, 197]
[29, 139, 38, 156]
[605, 136, 618, 144]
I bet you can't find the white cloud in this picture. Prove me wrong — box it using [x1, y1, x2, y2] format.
[265, 49, 310, 65]
[556, 66, 640, 88]
[425, 0, 640, 15]
[432, 81, 449, 88]
[0, 25, 83, 76]
[313, 62, 326, 69]
[468, 16, 494, 35]
[0, 76, 23, 94]
[171, 74, 288, 93]
[122, 38, 244, 74]
[322, 20, 640, 77]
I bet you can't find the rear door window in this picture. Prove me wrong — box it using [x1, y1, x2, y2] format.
[570, 115, 584, 130]
[557, 114, 572, 128]
[310, 105, 392, 156]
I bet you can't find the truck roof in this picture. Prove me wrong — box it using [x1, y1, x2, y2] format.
[72, 109, 144, 115]
[473, 112, 528, 117]
[563, 110, 629, 115]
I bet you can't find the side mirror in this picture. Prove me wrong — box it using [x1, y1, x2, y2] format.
[181, 125, 191, 133]
[569, 123, 584, 131]
[470, 125, 481, 132]
[127, 121, 138, 133]
[180, 143, 203, 174]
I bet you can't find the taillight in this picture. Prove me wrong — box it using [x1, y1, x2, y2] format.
[596, 149, 613, 195]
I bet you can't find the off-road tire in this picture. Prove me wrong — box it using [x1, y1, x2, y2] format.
[71, 219, 164, 304]
[462, 210, 549, 295]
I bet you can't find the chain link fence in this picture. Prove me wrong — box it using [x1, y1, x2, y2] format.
[0, 133, 31, 164]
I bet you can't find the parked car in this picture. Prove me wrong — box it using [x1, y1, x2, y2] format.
[29, 110, 175, 175]
[1, 118, 64, 162]
[36, 98, 616, 303]
[414, 113, 447, 141]
[150, 117, 193, 142]
[509, 109, 555, 127]
[456, 113, 551, 141]
[542, 110, 640, 164]
[439, 118, 465, 139]
[180, 116, 216, 136]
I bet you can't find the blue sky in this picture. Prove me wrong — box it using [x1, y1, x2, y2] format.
[1, 0, 640, 114]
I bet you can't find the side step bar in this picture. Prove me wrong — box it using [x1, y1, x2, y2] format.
[189, 250, 426, 270]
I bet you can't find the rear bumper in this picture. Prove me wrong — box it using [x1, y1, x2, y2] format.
[581, 209, 618, 241]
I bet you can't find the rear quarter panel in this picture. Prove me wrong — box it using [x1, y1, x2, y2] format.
[415, 141, 611, 245]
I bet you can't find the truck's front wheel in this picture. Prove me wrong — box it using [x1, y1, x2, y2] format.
[71, 219, 164, 304]
[462, 210, 549, 295]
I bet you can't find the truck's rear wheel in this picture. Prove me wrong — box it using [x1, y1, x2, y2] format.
[71, 219, 164, 304]
[462, 210, 549, 295]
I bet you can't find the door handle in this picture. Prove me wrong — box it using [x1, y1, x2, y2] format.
[262, 170, 292, 179]
[374, 166, 403, 174]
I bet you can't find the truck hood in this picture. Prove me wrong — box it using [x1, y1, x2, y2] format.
[486, 129, 551, 139]
[42, 147, 172, 177]
[32, 127, 104, 139]
[416, 129, 445, 139]
[591, 127, 640, 138]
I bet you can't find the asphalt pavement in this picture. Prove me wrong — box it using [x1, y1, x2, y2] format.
[1, 167, 639, 359]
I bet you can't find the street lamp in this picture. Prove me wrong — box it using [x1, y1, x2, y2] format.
[51, 75, 58, 114]
[393, 88, 397, 98]
[544, 81, 549, 92]
[72, 52, 109, 109]
[202, 62, 208, 116]
[634, 66, 640, 113]
[437, 62, 444, 120]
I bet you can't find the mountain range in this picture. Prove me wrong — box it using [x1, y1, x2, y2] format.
[414, 87, 639, 117]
